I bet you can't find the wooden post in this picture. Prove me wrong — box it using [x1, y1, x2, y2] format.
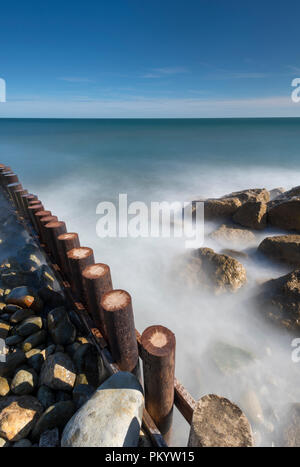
[39, 215, 58, 247]
[7, 182, 22, 204]
[27, 203, 44, 232]
[14, 189, 28, 214]
[82, 263, 113, 336]
[141, 325, 176, 437]
[100, 289, 139, 373]
[67, 247, 94, 302]
[44, 221, 67, 264]
[21, 194, 38, 216]
[3, 173, 19, 189]
[34, 210, 52, 237]
[56, 233, 80, 280]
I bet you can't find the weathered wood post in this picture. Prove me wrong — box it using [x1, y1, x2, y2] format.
[67, 247, 94, 302]
[3, 172, 19, 190]
[81, 263, 113, 336]
[56, 233, 80, 280]
[141, 325, 176, 438]
[7, 182, 22, 204]
[14, 189, 28, 214]
[100, 290, 139, 373]
[39, 215, 58, 248]
[27, 203, 44, 232]
[21, 194, 38, 217]
[44, 221, 67, 264]
[34, 210, 52, 239]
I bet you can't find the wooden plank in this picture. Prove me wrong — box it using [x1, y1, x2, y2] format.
[174, 377, 196, 425]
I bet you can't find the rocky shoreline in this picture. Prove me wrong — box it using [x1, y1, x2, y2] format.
[0, 192, 148, 447]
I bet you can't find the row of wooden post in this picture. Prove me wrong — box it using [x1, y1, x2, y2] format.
[0, 164, 177, 442]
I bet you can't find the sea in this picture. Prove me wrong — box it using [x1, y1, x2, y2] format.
[1, 117, 300, 446]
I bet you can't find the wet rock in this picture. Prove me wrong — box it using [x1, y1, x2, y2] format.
[210, 224, 256, 248]
[220, 249, 249, 260]
[38, 286, 65, 308]
[211, 341, 255, 374]
[37, 385, 56, 409]
[258, 235, 300, 266]
[0, 395, 43, 441]
[240, 390, 264, 426]
[47, 307, 76, 346]
[73, 384, 95, 409]
[56, 391, 72, 403]
[1, 271, 28, 289]
[0, 377, 10, 397]
[22, 330, 47, 353]
[39, 427, 60, 447]
[0, 350, 26, 377]
[179, 247, 247, 294]
[204, 197, 242, 220]
[5, 287, 43, 312]
[13, 438, 32, 447]
[269, 187, 285, 201]
[65, 342, 81, 359]
[0, 320, 10, 339]
[61, 372, 144, 447]
[10, 308, 35, 324]
[138, 429, 153, 447]
[16, 316, 43, 337]
[73, 343, 107, 387]
[268, 198, 300, 231]
[11, 368, 38, 395]
[233, 201, 267, 230]
[0, 436, 10, 447]
[256, 270, 300, 331]
[188, 394, 253, 447]
[282, 403, 300, 447]
[40, 352, 76, 391]
[3, 305, 23, 314]
[32, 401, 75, 440]
[223, 188, 270, 204]
[5, 335, 23, 346]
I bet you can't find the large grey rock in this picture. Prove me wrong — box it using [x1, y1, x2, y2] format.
[0, 395, 43, 441]
[47, 307, 76, 346]
[188, 394, 253, 447]
[61, 372, 144, 447]
[40, 352, 76, 391]
[258, 235, 300, 266]
[32, 401, 75, 440]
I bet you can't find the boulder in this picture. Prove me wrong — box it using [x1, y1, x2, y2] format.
[268, 198, 300, 231]
[0, 350, 26, 378]
[11, 368, 38, 395]
[16, 316, 43, 337]
[188, 394, 253, 447]
[0, 395, 43, 441]
[179, 248, 247, 294]
[210, 224, 256, 248]
[5, 287, 43, 312]
[73, 343, 107, 388]
[0, 377, 10, 397]
[222, 188, 270, 204]
[47, 307, 76, 346]
[40, 352, 76, 392]
[31, 401, 75, 440]
[61, 372, 144, 447]
[13, 439, 32, 447]
[37, 385, 56, 409]
[233, 201, 267, 230]
[39, 427, 60, 447]
[256, 270, 300, 331]
[258, 235, 300, 266]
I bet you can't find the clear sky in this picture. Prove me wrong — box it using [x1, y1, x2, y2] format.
[1, 0, 300, 118]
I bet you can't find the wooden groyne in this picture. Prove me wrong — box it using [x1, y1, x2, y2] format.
[0, 164, 197, 447]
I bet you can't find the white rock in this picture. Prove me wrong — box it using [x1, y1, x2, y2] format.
[61, 371, 144, 447]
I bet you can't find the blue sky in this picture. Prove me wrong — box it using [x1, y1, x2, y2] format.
[1, 0, 300, 117]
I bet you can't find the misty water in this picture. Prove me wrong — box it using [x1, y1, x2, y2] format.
[1, 118, 300, 446]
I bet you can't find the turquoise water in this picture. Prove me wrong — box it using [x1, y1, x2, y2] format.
[1, 118, 300, 446]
